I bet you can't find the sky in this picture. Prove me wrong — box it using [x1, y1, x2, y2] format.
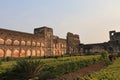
[0, 0, 120, 44]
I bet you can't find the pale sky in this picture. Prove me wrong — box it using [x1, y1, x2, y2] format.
[0, 0, 120, 44]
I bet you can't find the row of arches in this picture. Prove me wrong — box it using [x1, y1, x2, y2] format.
[53, 49, 66, 56]
[0, 48, 45, 58]
[53, 44, 66, 48]
[0, 38, 45, 47]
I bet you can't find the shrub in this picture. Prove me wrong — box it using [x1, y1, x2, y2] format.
[100, 51, 108, 60]
[117, 52, 120, 57]
[40, 56, 101, 79]
[0, 59, 2, 65]
[1, 59, 44, 80]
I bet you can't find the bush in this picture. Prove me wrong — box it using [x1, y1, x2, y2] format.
[0, 59, 44, 80]
[100, 51, 108, 60]
[0, 59, 2, 65]
[117, 52, 120, 57]
[40, 56, 101, 79]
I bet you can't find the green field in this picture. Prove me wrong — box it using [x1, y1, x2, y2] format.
[0, 53, 119, 80]
[0, 55, 100, 69]
[0, 55, 102, 79]
[82, 58, 120, 80]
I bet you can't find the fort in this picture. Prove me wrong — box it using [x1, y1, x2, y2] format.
[79, 30, 120, 54]
[0, 26, 80, 57]
[0, 26, 120, 58]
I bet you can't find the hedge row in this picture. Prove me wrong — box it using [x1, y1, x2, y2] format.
[0, 55, 104, 80]
[39, 56, 102, 79]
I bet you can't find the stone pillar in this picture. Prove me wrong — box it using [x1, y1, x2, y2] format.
[11, 48, 14, 58]
[3, 49, 6, 59]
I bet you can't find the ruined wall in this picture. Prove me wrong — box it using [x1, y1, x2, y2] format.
[79, 30, 120, 54]
[109, 31, 120, 41]
[80, 43, 108, 54]
[108, 30, 120, 52]
[67, 32, 80, 54]
[53, 36, 66, 56]
[0, 28, 45, 58]
[0, 26, 81, 58]
[34, 27, 53, 56]
[0, 26, 55, 58]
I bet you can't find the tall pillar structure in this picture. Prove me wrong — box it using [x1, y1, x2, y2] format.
[34, 26, 53, 56]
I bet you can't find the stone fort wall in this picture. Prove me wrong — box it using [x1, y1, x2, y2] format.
[79, 30, 120, 54]
[0, 26, 80, 58]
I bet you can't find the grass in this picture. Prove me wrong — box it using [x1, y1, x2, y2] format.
[0, 55, 100, 80]
[0, 55, 100, 75]
[81, 58, 120, 80]
[0, 61, 15, 73]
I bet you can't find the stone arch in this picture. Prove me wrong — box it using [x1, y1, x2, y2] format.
[26, 49, 31, 56]
[26, 41, 31, 46]
[20, 49, 26, 57]
[13, 49, 19, 57]
[0, 49, 4, 57]
[41, 42, 45, 47]
[13, 40, 20, 46]
[53, 50, 55, 55]
[21, 40, 26, 46]
[5, 39, 12, 45]
[53, 44, 55, 48]
[32, 41, 36, 46]
[36, 50, 41, 56]
[37, 42, 40, 46]
[0, 38, 4, 44]
[32, 49, 36, 56]
[61, 50, 64, 55]
[6, 49, 12, 57]
[41, 48, 44, 56]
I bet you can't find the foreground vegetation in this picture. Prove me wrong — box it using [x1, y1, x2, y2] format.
[0, 55, 102, 80]
[2, 51, 118, 80]
[80, 58, 120, 80]
[41, 55, 102, 79]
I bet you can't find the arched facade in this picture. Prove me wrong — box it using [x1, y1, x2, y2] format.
[0, 26, 79, 58]
[0, 28, 46, 58]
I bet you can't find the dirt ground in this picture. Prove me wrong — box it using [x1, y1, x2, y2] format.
[56, 61, 106, 80]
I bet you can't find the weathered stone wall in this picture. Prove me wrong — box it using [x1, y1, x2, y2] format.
[0, 28, 45, 58]
[80, 30, 120, 54]
[109, 30, 120, 41]
[67, 32, 80, 54]
[108, 30, 120, 52]
[0, 26, 79, 58]
[80, 43, 107, 54]
[53, 36, 66, 56]
[34, 27, 53, 56]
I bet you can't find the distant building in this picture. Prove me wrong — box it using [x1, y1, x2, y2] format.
[79, 30, 120, 53]
[0, 26, 80, 57]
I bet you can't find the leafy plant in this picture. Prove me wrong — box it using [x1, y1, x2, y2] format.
[100, 51, 109, 60]
[1, 59, 44, 80]
[40, 55, 102, 79]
